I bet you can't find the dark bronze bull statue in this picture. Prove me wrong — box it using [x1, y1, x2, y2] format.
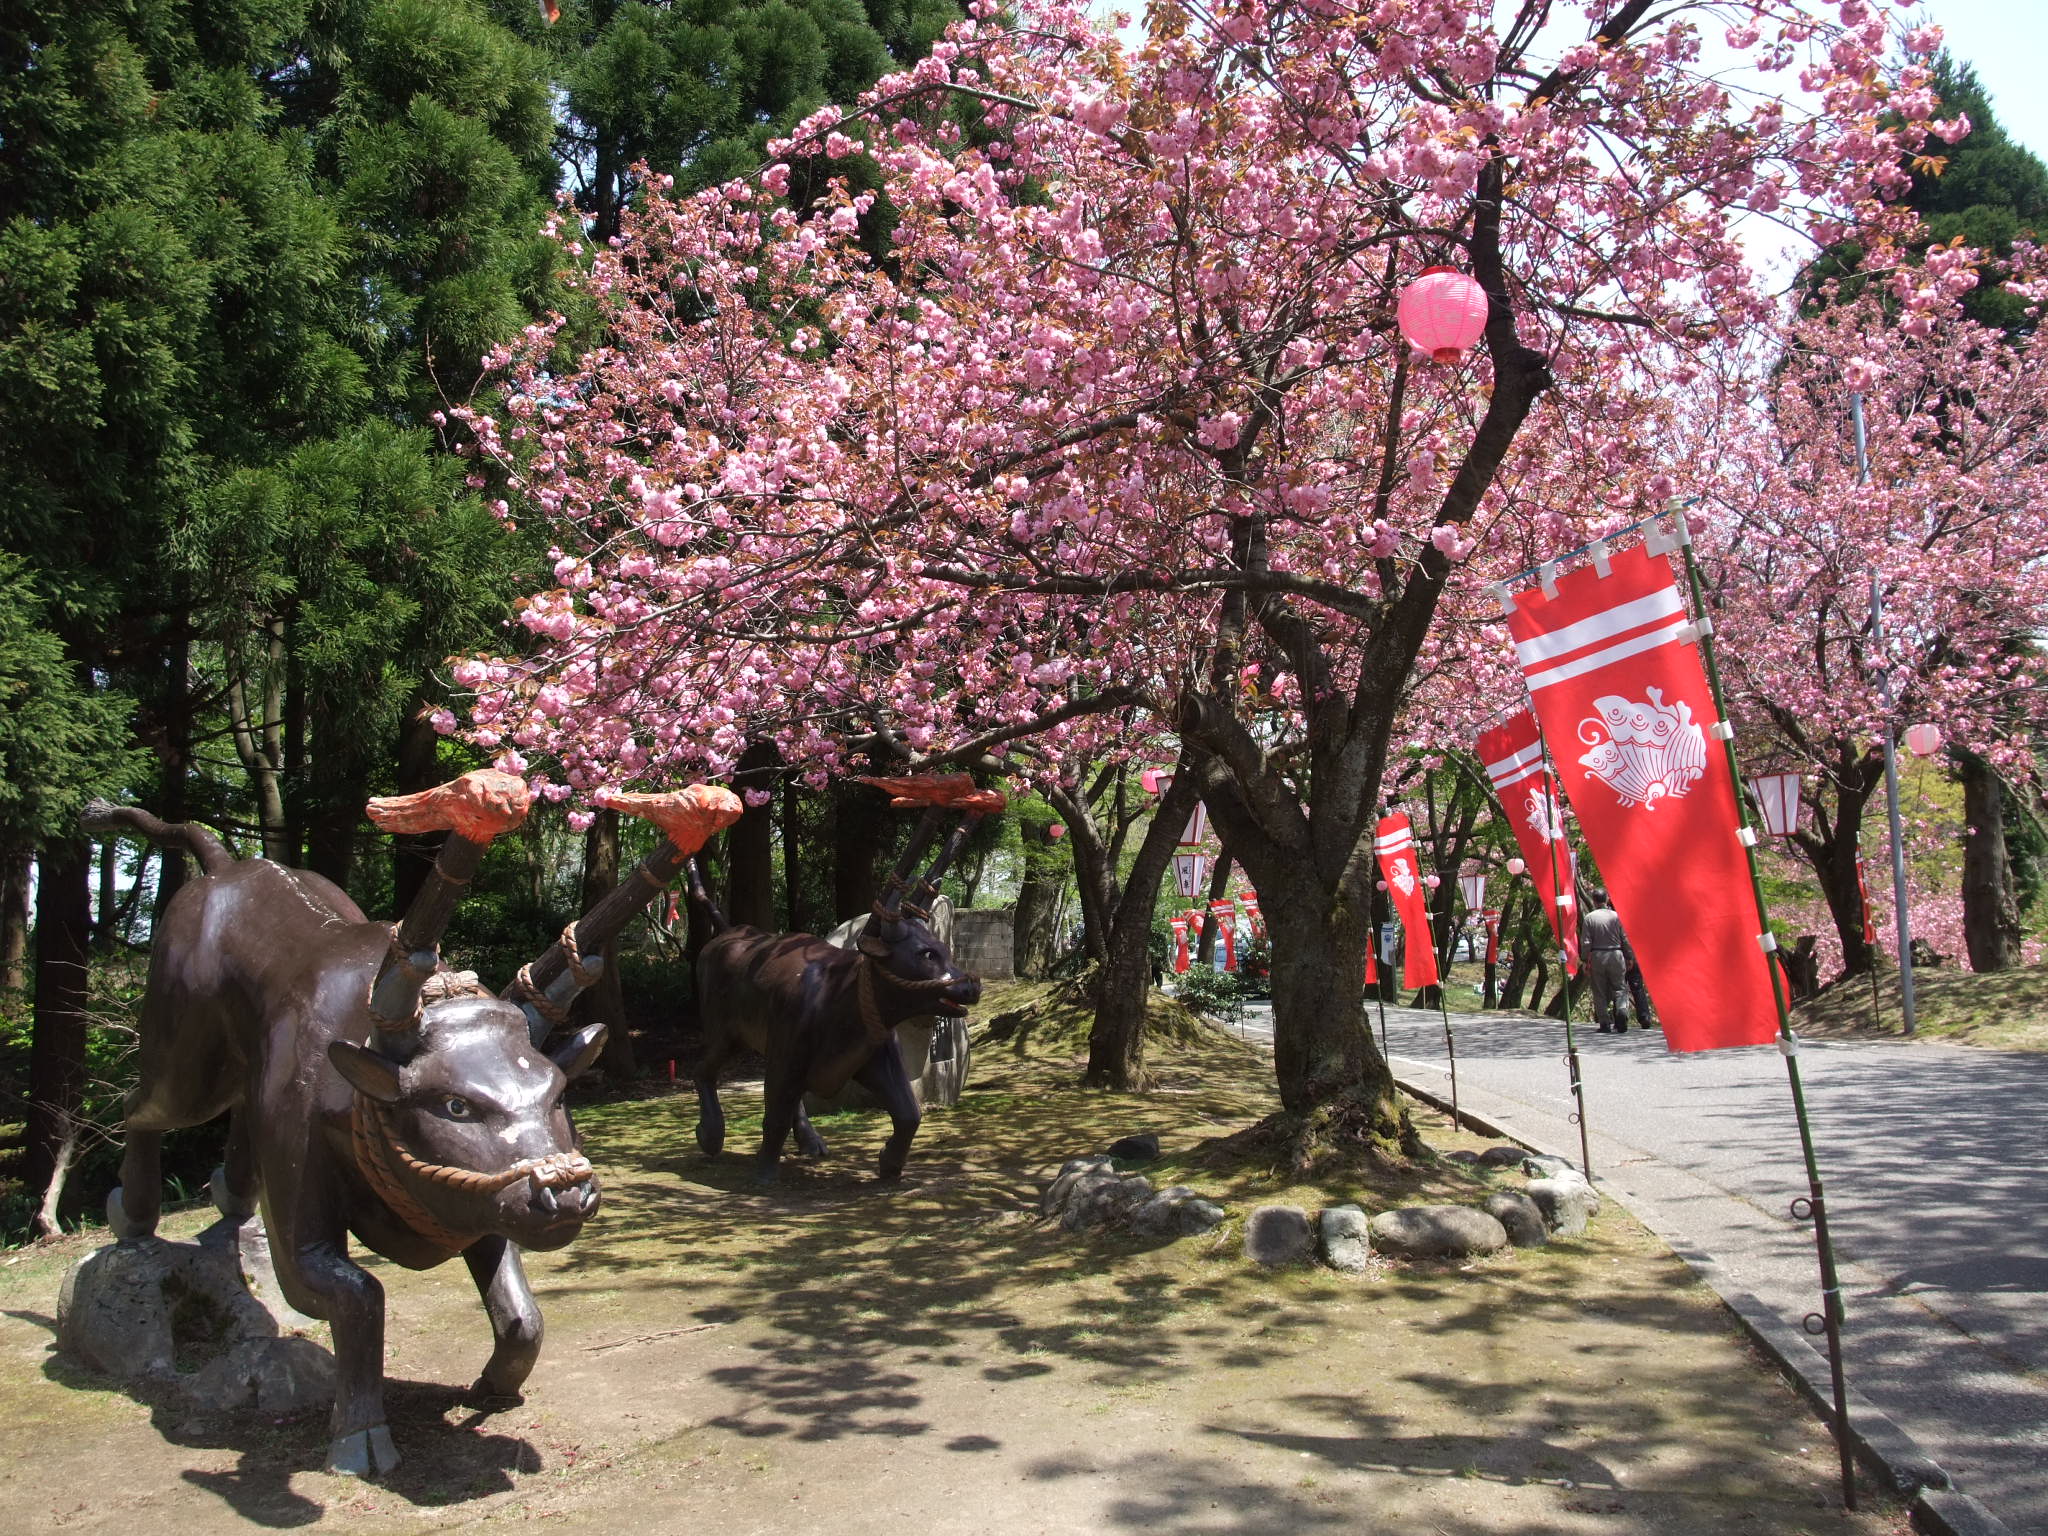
[690, 776, 1002, 1183]
[85, 773, 741, 1478]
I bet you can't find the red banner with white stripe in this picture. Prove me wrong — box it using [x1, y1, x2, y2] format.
[1209, 900, 1237, 970]
[1504, 543, 1777, 1052]
[1855, 856, 1878, 948]
[1170, 917, 1190, 974]
[1477, 708, 1581, 976]
[1374, 813, 1441, 990]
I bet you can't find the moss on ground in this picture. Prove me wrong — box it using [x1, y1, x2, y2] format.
[1792, 961, 2048, 1050]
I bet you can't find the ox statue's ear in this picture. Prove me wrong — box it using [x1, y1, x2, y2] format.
[328, 1040, 402, 1103]
[550, 1021, 607, 1082]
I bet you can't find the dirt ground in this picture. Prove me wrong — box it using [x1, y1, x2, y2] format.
[0, 992, 1905, 1535]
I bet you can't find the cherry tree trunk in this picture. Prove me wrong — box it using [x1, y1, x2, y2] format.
[27, 840, 92, 1233]
[1011, 851, 1063, 978]
[727, 742, 780, 931]
[1959, 750, 2021, 972]
[1084, 766, 1201, 1089]
[831, 778, 887, 922]
[1194, 853, 1232, 965]
[574, 808, 636, 1077]
[1258, 883, 1393, 1119]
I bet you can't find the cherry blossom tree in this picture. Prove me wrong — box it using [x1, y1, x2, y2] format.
[1688, 258, 2048, 978]
[453, 0, 1948, 1141]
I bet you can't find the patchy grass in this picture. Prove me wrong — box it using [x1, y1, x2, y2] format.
[0, 984, 1908, 1533]
[1793, 961, 2048, 1051]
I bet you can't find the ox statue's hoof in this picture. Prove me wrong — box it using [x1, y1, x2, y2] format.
[327, 1424, 401, 1479]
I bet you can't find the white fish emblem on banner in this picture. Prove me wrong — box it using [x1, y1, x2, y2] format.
[1576, 688, 1707, 810]
[1523, 784, 1565, 841]
[1388, 856, 1417, 898]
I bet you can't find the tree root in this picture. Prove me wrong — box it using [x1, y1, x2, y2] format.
[1197, 1083, 1425, 1178]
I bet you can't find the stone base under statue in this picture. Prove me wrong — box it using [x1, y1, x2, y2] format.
[57, 1204, 333, 1421]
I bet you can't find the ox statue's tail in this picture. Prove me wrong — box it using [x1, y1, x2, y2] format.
[80, 800, 236, 878]
[684, 857, 731, 934]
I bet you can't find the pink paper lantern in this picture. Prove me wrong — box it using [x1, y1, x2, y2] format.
[1904, 722, 1943, 757]
[1423, 873, 1441, 889]
[1506, 857, 1526, 876]
[1140, 767, 1166, 794]
[1047, 823, 1066, 840]
[1375, 879, 1388, 892]
[1397, 267, 1488, 363]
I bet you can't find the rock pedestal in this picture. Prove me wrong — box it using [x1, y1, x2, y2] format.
[57, 1218, 333, 1417]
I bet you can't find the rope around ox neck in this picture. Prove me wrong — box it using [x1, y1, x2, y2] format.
[350, 1095, 595, 1258]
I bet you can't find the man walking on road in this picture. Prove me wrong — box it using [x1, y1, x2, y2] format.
[1582, 889, 1633, 1033]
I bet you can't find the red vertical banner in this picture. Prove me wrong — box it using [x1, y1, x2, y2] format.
[1855, 856, 1878, 948]
[1210, 900, 1237, 970]
[1170, 917, 1190, 974]
[1374, 813, 1441, 990]
[1504, 543, 1777, 1052]
[1477, 709, 1582, 975]
[1483, 909, 1501, 966]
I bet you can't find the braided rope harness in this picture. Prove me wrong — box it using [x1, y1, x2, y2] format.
[349, 1094, 595, 1258]
[509, 923, 605, 1032]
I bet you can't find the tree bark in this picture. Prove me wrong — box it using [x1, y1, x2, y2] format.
[831, 778, 888, 923]
[781, 772, 805, 932]
[27, 840, 93, 1234]
[390, 703, 444, 914]
[1084, 763, 1202, 1088]
[1, 846, 30, 991]
[153, 625, 193, 915]
[1959, 749, 2021, 972]
[1044, 779, 1115, 966]
[94, 839, 119, 952]
[1195, 852, 1232, 965]
[1011, 815, 1065, 978]
[574, 808, 636, 1077]
[225, 618, 291, 864]
[1787, 747, 1884, 978]
[727, 742, 779, 931]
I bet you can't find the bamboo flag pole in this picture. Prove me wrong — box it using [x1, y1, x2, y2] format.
[1663, 509, 1858, 1511]
[1533, 722, 1596, 1184]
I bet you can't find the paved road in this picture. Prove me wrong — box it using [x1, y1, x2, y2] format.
[1235, 999, 2048, 1533]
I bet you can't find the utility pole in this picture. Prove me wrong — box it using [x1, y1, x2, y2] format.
[1852, 392, 1917, 1036]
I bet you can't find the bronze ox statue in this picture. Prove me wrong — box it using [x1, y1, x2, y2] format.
[689, 776, 1003, 1183]
[84, 773, 742, 1478]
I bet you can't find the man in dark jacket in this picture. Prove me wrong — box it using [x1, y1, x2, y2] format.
[1581, 890, 1632, 1033]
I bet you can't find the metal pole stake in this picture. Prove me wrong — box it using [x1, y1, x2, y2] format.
[1852, 392, 1917, 1037]
[1673, 509, 1858, 1510]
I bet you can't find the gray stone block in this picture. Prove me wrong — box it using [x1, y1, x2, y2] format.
[1059, 1171, 1154, 1232]
[1526, 1175, 1601, 1236]
[1477, 1144, 1529, 1169]
[1368, 1205, 1509, 1258]
[1318, 1204, 1372, 1272]
[1130, 1186, 1227, 1237]
[1482, 1190, 1548, 1247]
[1244, 1205, 1315, 1266]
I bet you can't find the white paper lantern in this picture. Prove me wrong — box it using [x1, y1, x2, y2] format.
[1506, 857, 1526, 876]
[1459, 871, 1487, 911]
[1748, 772, 1804, 838]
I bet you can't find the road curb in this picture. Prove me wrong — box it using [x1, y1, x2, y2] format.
[1393, 1072, 2013, 1535]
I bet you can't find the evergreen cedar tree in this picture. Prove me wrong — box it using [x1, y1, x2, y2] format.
[454, 0, 1961, 1117]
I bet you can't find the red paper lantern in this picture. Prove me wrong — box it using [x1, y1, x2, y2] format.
[1904, 722, 1943, 757]
[1397, 266, 1488, 362]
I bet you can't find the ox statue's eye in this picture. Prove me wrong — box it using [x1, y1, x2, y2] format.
[443, 1095, 475, 1120]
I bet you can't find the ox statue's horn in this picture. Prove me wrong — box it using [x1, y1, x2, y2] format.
[363, 770, 533, 1041]
[857, 774, 1003, 920]
[904, 789, 1009, 915]
[505, 784, 743, 1043]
